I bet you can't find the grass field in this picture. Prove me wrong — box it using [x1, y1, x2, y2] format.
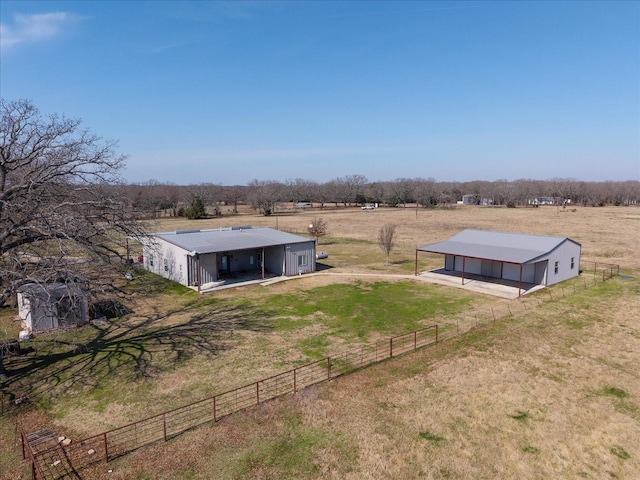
[1, 205, 639, 479]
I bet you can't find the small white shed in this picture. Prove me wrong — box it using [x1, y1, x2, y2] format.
[17, 283, 89, 333]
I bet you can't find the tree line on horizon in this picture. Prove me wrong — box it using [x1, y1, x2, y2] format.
[124, 176, 640, 217]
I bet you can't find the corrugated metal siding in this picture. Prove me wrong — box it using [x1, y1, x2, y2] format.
[503, 263, 521, 282]
[197, 253, 217, 285]
[284, 242, 316, 276]
[445, 255, 454, 271]
[534, 261, 547, 284]
[545, 240, 581, 286]
[264, 245, 285, 275]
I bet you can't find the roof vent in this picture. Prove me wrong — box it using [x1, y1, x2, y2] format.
[231, 225, 252, 230]
[176, 229, 201, 234]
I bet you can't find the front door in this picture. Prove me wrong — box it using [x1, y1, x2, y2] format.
[220, 255, 231, 275]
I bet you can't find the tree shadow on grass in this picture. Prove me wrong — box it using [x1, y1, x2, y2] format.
[1, 302, 271, 406]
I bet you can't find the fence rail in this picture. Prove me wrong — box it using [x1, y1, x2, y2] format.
[23, 325, 439, 479]
[582, 260, 620, 282]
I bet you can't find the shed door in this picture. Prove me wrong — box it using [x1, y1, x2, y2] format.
[482, 260, 503, 279]
[481, 260, 492, 277]
[534, 261, 547, 285]
[491, 261, 503, 278]
[445, 255, 454, 271]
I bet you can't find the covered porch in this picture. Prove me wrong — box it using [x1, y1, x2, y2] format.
[416, 268, 544, 299]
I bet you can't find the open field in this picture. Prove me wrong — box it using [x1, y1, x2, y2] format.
[148, 203, 640, 271]
[1, 205, 639, 479]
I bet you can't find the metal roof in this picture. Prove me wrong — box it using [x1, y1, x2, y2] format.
[417, 229, 579, 264]
[150, 227, 313, 255]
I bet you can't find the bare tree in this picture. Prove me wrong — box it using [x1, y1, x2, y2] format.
[389, 178, 416, 207]
[0, 99, 147, 307]
[222, 185, 246, 214]
[247, 179, 283, 215]
[286, 178, 317, 205]
[415, 177, 437, 208]
[307, 217, 328, 245]
[378, 223, 397, 266]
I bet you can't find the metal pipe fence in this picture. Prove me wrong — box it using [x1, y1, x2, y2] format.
[23, 325, 438, 478]
[582, 260, 620, 282]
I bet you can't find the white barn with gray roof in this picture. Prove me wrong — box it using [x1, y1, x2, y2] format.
[416, 229, 581, 295]
[140, 227, 316, 291]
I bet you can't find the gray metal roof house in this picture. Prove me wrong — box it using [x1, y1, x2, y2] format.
[415, 229, 581, 295]
[140, 227, 316, 292]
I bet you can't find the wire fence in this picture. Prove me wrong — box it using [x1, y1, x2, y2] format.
[18, 261, 620, 479]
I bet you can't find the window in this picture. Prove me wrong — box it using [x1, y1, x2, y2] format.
[164, 259, 169, 272]
[250, 255, 254, 266]
[571, 257, 575, 269]
[149, 255, 154, 267]
[298, 255, 308, 267]
[554, 261, 559, 274]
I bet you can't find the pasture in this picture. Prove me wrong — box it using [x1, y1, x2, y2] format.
[1, 205, 638, 479]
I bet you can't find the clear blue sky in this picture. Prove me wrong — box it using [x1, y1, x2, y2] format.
[1, 0, 639, 185]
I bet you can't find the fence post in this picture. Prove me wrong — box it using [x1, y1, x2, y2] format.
[327, 357, 331, 380]
[414, 331, 417, 350]
[293, 368, 297, 393]
[163, 413, 167, 442]
[256, 382, 260, 405]
[103, 432, 108, 462]
[21, 430, 26, 460]
[390, 338, 393, 358]
[435, 325, 438, 343]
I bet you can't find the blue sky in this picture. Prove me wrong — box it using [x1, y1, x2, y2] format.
[1, 1, 638, 185]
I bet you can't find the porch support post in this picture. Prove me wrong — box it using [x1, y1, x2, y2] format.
[414, 249, 418, 276]
[518, 264, 523, 297]
[196, 254, 201, 294]
[462, 256, 466, 285]
[261, 248, 265, 279]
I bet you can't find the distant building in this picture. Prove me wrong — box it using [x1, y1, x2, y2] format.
[462, 194, 494, 206]
[527, 197, 569, 206]
[462, 194, 480, 205]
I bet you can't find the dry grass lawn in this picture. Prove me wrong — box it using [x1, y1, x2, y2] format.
[2, 204, 639, 479]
